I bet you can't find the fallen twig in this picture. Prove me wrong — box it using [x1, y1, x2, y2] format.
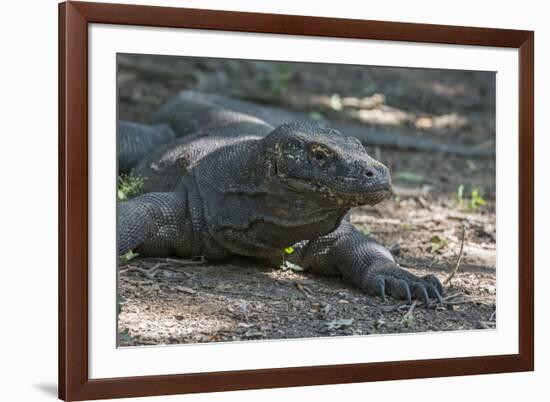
[403, 300, 418, 320]
[295, 283, 313, 298]
[444, 225, 466, 285]
[447, 213, 491, 225]
[447, 295, 494, 304]
[441, 293, 464, 302]
[400, 300, 418, 326]
[161, 266, 193, 278]
[128, 263, 163, 280]
[166, 256, 206, 265]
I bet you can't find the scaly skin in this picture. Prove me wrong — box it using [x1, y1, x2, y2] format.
[117, 120, 175, 174]
[117, 94, 444, 304]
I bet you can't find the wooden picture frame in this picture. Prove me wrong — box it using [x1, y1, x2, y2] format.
[59, 1, 534, 400]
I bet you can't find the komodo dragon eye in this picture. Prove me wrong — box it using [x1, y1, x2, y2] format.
[314, 151, 326, 160]
[309, 145, 332, 164]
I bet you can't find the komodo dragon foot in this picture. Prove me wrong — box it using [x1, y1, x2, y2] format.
[363, 263, 444, 305]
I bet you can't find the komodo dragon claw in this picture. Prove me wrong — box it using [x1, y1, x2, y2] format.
[366, 265, 444, 305]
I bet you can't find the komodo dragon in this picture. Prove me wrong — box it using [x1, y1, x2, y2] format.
[117, 91, 444, 304]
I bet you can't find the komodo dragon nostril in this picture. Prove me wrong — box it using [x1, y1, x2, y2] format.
[365, 169, 374, 178]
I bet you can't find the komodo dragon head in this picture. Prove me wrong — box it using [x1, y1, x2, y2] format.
[263, 122, 392, 207]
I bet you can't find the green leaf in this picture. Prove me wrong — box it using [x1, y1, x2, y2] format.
[456, 184, 464, 201]
[284, 246, 295, 255]
[360, 226, 372, 236]
[430, 235, 448, 253]
[117, 174, 144, 201]
[469, 189, 487, 209]
[120, 250, 139, 262]
[455, 184, 465, 208]
[280, 260, 304, 272]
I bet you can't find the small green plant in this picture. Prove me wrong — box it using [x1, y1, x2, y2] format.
[401, 223, 413, 231]
[117, 174, 144, 201]
[469, 188, 487, 209]
[456, 184, 465, 206]
[279, 246, 304, 272]
[360, 226, 372, 236]
[455, 185, 487, 210]
[430, 235, 448, 253]
[280, 260, 304, 272]
[120, 250, 139, 262]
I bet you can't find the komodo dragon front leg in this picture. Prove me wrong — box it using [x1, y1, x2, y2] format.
[288, 221, 443, 304]
[117, 189, 235, 259]
[117, 191, 190, 257]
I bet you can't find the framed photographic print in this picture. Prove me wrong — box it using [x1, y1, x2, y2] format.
[59, 1, 534, 400]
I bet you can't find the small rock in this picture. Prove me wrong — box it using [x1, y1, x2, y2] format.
[160, 270, 175, 278]
[325, 318, 354, 330]
[244, 330, 264, 337]
[175, 286, 196, 294]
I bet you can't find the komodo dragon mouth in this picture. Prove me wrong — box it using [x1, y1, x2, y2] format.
[282, 173, 392, 206]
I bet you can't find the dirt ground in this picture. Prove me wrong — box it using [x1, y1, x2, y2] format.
[117, 55, 496, 346]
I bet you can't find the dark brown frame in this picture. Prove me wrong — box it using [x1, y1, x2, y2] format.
[59, 1, 534, 400]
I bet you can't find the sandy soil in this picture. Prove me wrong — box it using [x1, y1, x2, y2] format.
[117, 55, 496, 346]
